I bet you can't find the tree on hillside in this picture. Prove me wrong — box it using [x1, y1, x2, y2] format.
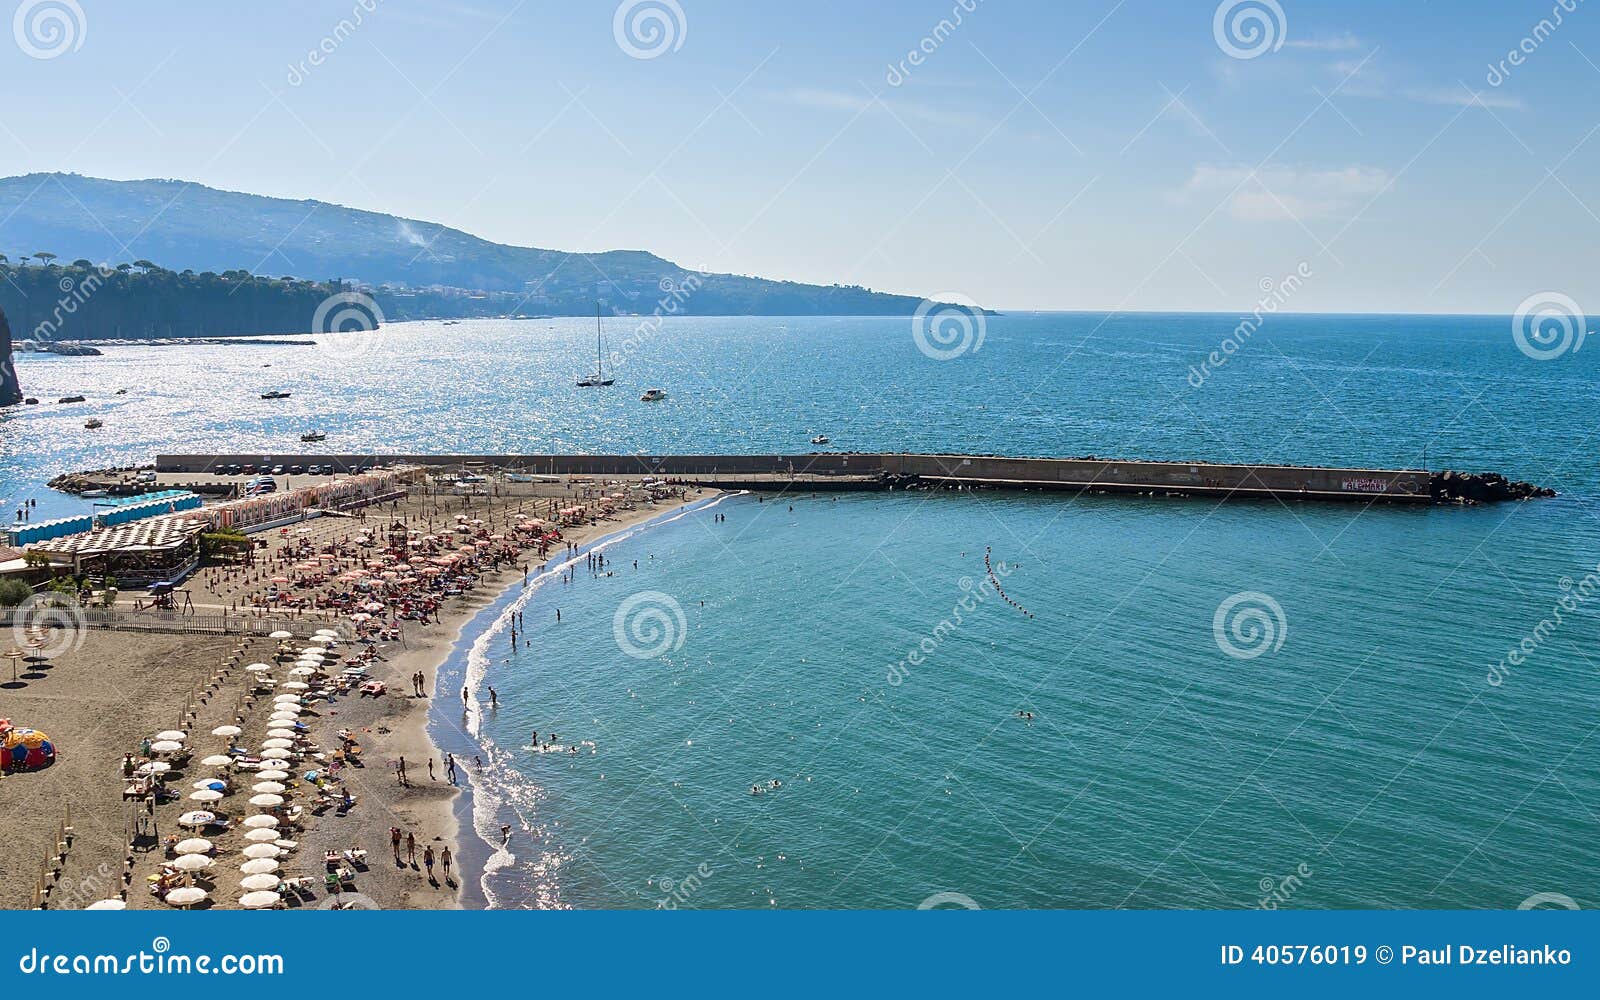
[34, 252, 56, 267]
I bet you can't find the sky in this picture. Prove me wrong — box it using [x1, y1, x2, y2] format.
[0, 0, 1597, 313]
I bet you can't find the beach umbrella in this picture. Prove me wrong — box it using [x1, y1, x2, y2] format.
[243, 844, 282, 860]
[260, 749, 292, 762]
[288, 667, 315, 677]
[244, 828, 279, 843]
[174, 838, 213, 855]
[282, 681, 310, 691]
[273, 694, 301, 703]
[249, 793, 285, 807]
[211, 725, 242, 738]
[244, 662, 273, 673]
[257, 769, 290, 781]
[165, 887, 207, 908]
[314, 629, 339, 637]
[272, 704, 303, 715]
[151, 740, 184, 754]
[189, 789, 223, 803]
[240, 859, 279, 875]
[201, 755, 234, 767]
[177, 811, 216, 828]
[268, 631, 294, 640]
[154, 730, 188, 743]
[240, 890, 280, 909]
[267, 729, 297, 740]
[137, 761, 172, 775]
[242, 815, 279, 829]
[240, 874, 281, 892]
[190, 779, 226, 791]
[85, 899, 127, 910]
[252, 779, 287, 792]
[172, 854, 212, 873]
[306, 635, 334, 645]
[261, 739, 294, 751]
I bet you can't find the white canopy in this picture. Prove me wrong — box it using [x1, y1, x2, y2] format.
[242, 815, 279, 829]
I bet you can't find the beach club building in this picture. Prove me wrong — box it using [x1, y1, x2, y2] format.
[27, 517, 204, 586]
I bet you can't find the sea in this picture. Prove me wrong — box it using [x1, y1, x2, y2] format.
[3, 312, 1597, 909]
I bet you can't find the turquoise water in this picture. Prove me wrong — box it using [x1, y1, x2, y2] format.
[5, 313, 1599, 908]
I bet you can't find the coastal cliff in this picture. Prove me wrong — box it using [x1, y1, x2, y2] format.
[0, 304, 21, 406]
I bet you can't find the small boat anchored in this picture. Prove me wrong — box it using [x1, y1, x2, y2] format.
[810, 434, 830, 445]
[640, 388, 667, 402]
[84, 418, 104, 430]
[300, 431, 326, 443]
[261, 390, 292, 400]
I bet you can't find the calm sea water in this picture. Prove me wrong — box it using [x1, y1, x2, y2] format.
[4, 313, 1598, 908]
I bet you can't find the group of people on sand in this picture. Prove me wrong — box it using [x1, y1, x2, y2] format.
[389, 826, 455, 887]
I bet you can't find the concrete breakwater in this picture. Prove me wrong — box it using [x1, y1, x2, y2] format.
[146, 453, 1554, 505]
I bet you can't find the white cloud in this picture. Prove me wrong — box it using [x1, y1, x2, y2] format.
[1286, 32, 1364, 52]
[765, 88, 981, 129]
[1182, 164, 1392, 221]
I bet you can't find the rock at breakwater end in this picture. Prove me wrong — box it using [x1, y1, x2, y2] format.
[1430, 470, 1555, 504]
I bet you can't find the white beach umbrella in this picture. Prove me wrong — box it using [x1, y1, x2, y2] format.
[268, 631, 294, 640]
[240, 858, 279, 875]
[243, 843, 282, 860]
[249, 793, 285, 807]
[266, 730, 297, 742]
[268, 715, 299, 725]
[260, 749, 292, 761]
[154, 730, 187, 742]
[150, 740, 184, 753]
[242, 815, 279, 829]
[252, 780, 287, 793]
[245, 662, 273, 673]
[172, 854, 212, 872]
[244, 828, 279, 843]
[201, 755, 234, 767]
[288, 666, 316, 677]
[239, 890, 281, 909]
[314, 628, 339, 637]
[306, 634, 333, 646]
[261, 739, 293, 751]
[177, 811, 216, 828]
[136, 761, 172, 775]
[85, 899, 126, 910]
[165, 887, 208, 908]
[240, 874, 281, 891]
[281, 681, 310, 691]
[191, 779, 225, 790]
[272, 703, 304, 714]
[188, 789, 223, 803]
[174, 838, 213, 855]
[211, 725, 242, 738]
[273, 693, 302, 703]
[257, 769, 291, 781]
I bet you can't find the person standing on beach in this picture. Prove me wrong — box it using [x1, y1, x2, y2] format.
[423, 845, 435, 881]
[446, 753, 458, 784]
[397, 756, 409, 786]
[428, 758, 435, 781]
[441, 846, 453, 881]
[406, 831, 416, 864]
[391, 826, 402, 859]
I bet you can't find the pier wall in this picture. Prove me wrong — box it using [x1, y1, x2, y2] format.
[154, 452, 1433, 503]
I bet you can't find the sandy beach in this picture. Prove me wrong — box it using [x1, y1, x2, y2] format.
[0, 477, 714, 910]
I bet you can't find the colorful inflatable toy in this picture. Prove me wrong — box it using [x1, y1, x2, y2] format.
[0, 719, 56, 771]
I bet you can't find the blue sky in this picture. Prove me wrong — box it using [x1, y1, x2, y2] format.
[1, 0, 1597, 312]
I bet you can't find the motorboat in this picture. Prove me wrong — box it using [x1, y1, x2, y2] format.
[640, 388, 667, 402]
[84, 418, 104, 429]
[300, 431, 326, 443]
[810, 434, 830, 445]
[261, 390, 292, 400]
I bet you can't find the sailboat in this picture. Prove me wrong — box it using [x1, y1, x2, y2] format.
[576, 303, 615, 387]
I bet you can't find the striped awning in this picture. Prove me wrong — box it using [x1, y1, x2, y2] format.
[29, 516, 203, 557]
